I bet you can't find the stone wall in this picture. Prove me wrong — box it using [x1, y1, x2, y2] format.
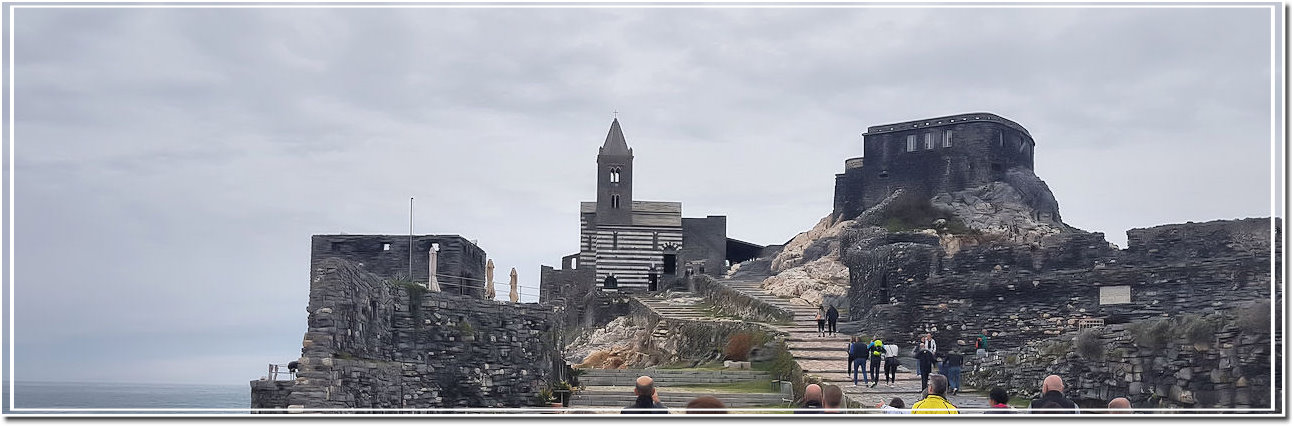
[250, 257, 563, 410]
[625, 296, 782, 365]
[311, 234, 488, 298]
[692, 275, 794, 324]
[965, 306, 1276, 411]
[681, 216, 728, 276]
[845, 218, 1278, 353]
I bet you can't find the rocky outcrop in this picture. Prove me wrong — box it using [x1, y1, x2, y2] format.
[756, 215, 854, 307]
[566, 317, 651, 368]
[931, 167, 1073, 247]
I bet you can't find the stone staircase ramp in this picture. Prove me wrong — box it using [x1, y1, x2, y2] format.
[570, 387, 789, 408]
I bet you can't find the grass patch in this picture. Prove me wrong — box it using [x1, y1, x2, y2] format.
[1007, 396, 1032, 409]
[669, 379, 780, 394]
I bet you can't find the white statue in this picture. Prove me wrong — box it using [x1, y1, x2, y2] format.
[427, 245, 441, 292]
[509, 267, 519, 303]
[485, 259, 496, 300]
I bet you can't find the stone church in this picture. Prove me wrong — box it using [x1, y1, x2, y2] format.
[541, 119, 764, 302]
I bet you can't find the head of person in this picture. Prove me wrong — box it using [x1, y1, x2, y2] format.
[803, 383, 822, 405]
[1107, 397, 1131, 413]
[1041, 375, 1065, 394]
[989, 387, 1009, 405]
[685, 395, 726, 414]
[889, 397, 905, 409]
[823, 385, 843, 409]
[928, 374, 949, 397]
[850, 336, 858, 343]
[634, 375, 655, 398]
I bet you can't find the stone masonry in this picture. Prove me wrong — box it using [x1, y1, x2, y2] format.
[250, 257, 563, 410]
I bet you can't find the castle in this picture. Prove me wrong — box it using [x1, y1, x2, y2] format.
[833, 112, 1060, 223]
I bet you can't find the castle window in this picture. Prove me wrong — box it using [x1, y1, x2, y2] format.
[612, 194, 621, 209]
[612, 232, 619, 250]
[906, 135, 916, 152]
[924, 133, 934, 150]
[382, 243, 391, 251]
[609, 167, 620, 183]
[943, 130, 953, 148]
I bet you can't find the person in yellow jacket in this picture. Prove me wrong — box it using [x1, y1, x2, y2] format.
[911, 374, 959, 414]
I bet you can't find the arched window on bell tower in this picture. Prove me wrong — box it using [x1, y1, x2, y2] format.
[612, 194, 621, 209]
[610, 167, 621, 183]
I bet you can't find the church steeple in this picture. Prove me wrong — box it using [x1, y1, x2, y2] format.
[600, 118, 631, 156]
[596, 118, 634, 226]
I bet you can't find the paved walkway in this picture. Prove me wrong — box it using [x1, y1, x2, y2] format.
[720, 274, 990, 410]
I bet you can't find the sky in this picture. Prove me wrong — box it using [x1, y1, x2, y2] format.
[4, 4, 1282, 388]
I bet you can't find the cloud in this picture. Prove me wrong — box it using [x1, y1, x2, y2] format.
[9, 5, 1277, 385]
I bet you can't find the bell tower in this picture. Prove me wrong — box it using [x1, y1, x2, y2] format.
[596, 118, 633, 226]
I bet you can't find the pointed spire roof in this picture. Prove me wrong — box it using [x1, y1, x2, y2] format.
[601, 118, 631, 155]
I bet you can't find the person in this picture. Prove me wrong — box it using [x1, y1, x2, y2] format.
[984, 387, 1014, 414]
[1106, 397, 1132, 414]
[826, 305, 840, 336]
[911, 374, 958, 414]
[794, 383, 824, 414]
[945, 350, 964, 395]
[815, 307, 826, 337]
[621, 375, 669, 414]
[1028, 375, 1080, 414]
[878, 397, 908, 414]
[883, 342, 899, 385]
[920, 333, 938, 355]
[868, 337, 884, 387]
[916, 344, 936, 392]
[685, 395, 727, 414]
[822, 384, 844, 413]
[849, 337, 868, 386]
[976, 329, 989, 358]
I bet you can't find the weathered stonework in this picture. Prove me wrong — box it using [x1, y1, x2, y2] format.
[693, 275, 795, 324]
[966, 307, 1276, 410]
[250, 257, 563, 410]
[844, 218, 1279, 355]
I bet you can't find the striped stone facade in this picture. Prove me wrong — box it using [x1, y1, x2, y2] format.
[580, 201, 683, 289]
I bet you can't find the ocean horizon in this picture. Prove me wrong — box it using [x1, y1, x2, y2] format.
[4, 381, 251, 415]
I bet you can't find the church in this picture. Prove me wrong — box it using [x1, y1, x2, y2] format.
[541, 119, 764, 301]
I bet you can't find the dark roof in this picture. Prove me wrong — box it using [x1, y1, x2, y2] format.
[601, 118, 631, 155]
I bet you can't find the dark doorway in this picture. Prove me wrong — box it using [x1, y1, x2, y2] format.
[662, 254, 677, 274]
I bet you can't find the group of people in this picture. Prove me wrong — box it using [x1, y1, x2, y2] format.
[619, 372, 1134, 415]
[873, 373, 1134, 414]
[847, 336, 897, 387]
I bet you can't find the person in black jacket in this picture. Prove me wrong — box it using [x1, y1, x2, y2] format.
[825, 305, 840, 336]
[621, 376, 669, 414]
[945, 350, 965, 394]
[794, 384, 824, 414]
[916, 346, 936, 393]
[1028, 375, 1080, 414]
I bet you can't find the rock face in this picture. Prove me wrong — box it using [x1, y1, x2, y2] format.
[249, 257, 563, 410]
[758, 215, 853, 308]
[565, 317, 650, 368]
[931, 167, 1072, 246]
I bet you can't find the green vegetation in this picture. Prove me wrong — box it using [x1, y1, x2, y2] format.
[1235, 301, 1270, 334]
[1074, 329, 1103, 360]
[871, 195, 972, 234]
[1180, 313, 1225, 346]
[1128, 318, 1172, 350]
[387, 273, 425, 314]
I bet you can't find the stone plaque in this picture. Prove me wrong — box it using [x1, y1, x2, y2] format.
[1099, 285, 1131, 305]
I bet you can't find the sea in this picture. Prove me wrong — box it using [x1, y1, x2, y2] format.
[4, 381, 251, 415]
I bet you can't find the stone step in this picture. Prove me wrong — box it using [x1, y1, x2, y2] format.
[570, 387, 789, 408]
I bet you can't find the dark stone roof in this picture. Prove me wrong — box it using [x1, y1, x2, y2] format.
[600, 118, 631, 155]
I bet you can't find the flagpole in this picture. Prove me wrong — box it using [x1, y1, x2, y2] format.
[409, 197, 414, 281]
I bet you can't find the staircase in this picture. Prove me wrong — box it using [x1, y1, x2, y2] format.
[570, 369, 789, 409]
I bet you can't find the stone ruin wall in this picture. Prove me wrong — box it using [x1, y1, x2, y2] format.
[250, 257, 563, 411]
[845, 218, 1279, 353]
[966, 310, 1276, 411]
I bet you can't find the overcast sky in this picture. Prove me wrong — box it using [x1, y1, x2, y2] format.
[6, 4, 1281, 388]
